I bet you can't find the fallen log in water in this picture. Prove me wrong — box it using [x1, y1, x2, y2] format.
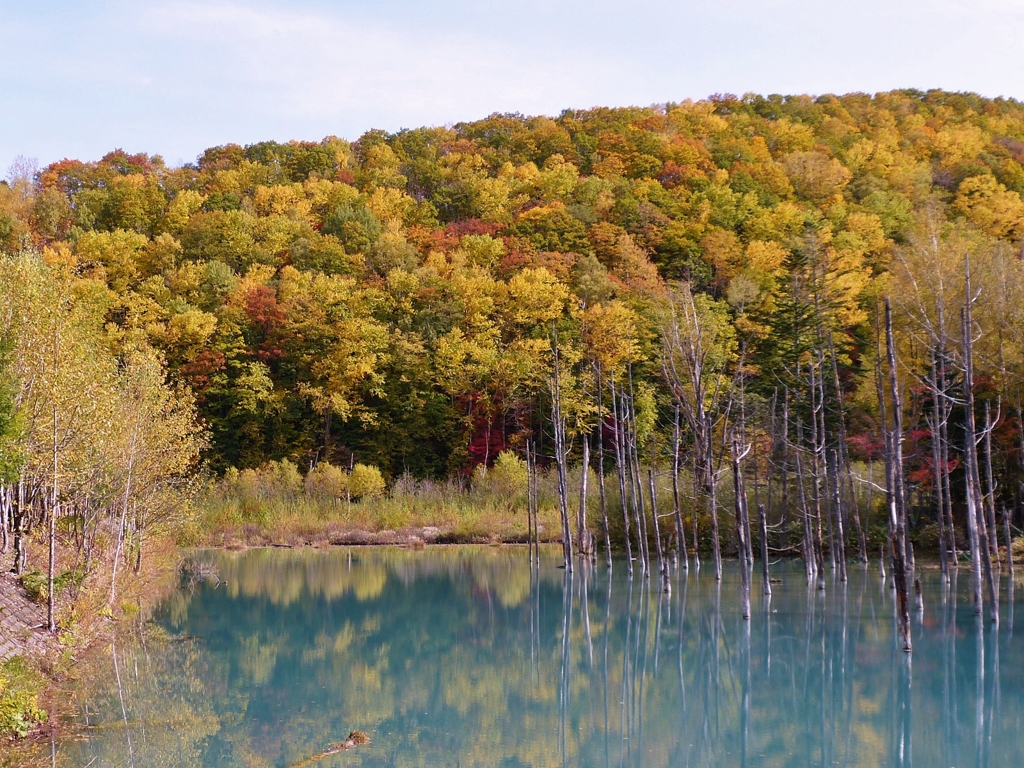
[287, 731, 371, 767]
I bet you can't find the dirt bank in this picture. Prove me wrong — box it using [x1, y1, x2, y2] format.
[0, 573, 50, 662]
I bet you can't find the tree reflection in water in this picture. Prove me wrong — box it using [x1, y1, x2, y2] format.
[41, 548, 1024, 767]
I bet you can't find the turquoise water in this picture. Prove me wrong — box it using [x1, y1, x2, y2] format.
[50, 548, 1024, 767]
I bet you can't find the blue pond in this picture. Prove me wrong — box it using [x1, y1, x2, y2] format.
[50, 547, 1024, 767]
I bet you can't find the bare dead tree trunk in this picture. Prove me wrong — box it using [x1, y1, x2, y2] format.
[551, 330, 573, 571]
[1003, 510, 1014, 580]
[732, 437, 752, 619]
[940, 391, 958, 565]
[962, 320, 985, 614]
[596, 365, 611, 568]
[882, 300, 911, 650]
[768, 390, 777, 521]
[929, 351, 951, 584]
[961, 270, 998, 623]
[626, 377, 650, 577]
[707, 415, 723, 582]
[808, 364, 826, 590]
[865, 460, 874, 539]
[610, 375, 633, 573]
[555, 413, 573, 570]
[622, 390, 646, 576]
[983, 400, 1000, 566]
[827, 334, 868, 563]
[526, 438, 536, 564]
[812, 357, 835, 576]
[529, 439, 535, 563]
[672, 403, 687, 571]
[661, 283, 734, 581]
[1018, 398, 1024, 532]
[830, 449, 848, 582]
[536, 442, 544, 557]
[648, 470, 669, 592]
[780, 395, 790, 528]
[745, 474, 754, 575]
[691, 469, 701, 571]
[886, 430, 913, 652]
[795, 423, 816, 586]
[885, 300, 911, 570]
[758, 503, 771, 596]
[578, 434, 592, 559]
[934, 323, 960, 566]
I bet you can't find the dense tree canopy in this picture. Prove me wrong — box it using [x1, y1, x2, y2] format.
[2, 89, 1024, 487]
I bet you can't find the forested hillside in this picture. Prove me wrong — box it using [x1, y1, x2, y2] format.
[10, 56, 1024, 753]
[1, 88, 1024, 661]
[4, 90, 1024, 479]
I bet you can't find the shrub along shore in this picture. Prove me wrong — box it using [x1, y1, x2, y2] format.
[193, 453, 912, 557]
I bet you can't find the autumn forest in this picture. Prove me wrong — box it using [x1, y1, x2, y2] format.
[3, 89, 1024, 648]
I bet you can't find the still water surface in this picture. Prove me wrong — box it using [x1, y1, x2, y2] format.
[49, 547, 1024, 767]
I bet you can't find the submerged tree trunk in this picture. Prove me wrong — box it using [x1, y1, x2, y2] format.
[795, 426, 815, 586]
[578, 435, 592, 559]
[672, 404, 687, 570]
[648, 470, 669, 592]
[537, 439, 544, 559]
[884, 299, 912, 651]
[780, 396, 790, 529]
[940, 394, 958, 565]
[526, 439, 537, 564]
[707, 417, 723, 582]
[830, 450, 848, 583]
[551, 330, 573, 570]
[1004, 511, 1014, 580]
[732, 438, 751, 619]
[596, 365, 611, 568]
[961, 275, 998, 623]
[611, 376, 632, 572]
[963, 378, 985, 614]
[929, 352, 950, 584]
[885, 300, 911, 572]
[626, 375, 650, 577]
[983, 400, 1000, 566]
[1018, 401, 1024, 531]
[886, 431, 913, 652]
[828, 334, 868, 564]
[758, 503, 771, 596]
[808, 364, 826, 590]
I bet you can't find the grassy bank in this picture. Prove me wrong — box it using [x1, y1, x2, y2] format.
[187, 458, 573, 547]
[186, 455, 902, 556]
[186, 456, 1021, 572]
[185, 454, 741, 549]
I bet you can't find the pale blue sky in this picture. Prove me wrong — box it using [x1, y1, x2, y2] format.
[3, 0, 1024, 173]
